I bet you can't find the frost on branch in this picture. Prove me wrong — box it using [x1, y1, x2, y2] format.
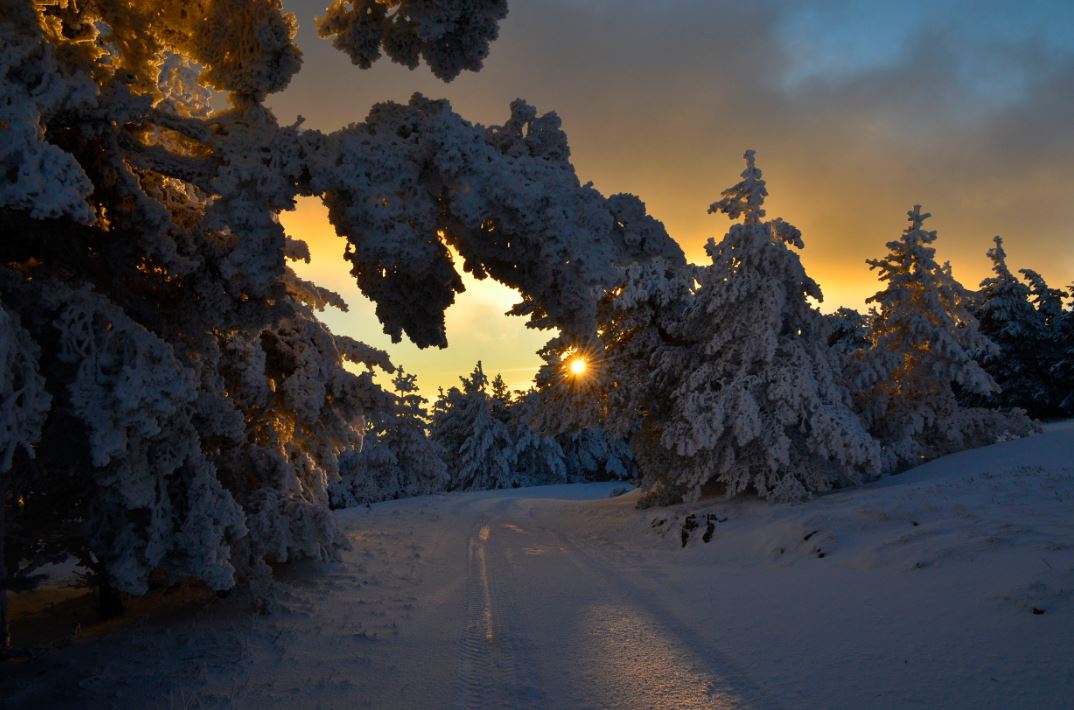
[0, 300, 50, 472]
[317, 0, 508, 81]
[314, 95, 683, 348]
[42, 283, 245, 593]
[0, 8, 96, 222]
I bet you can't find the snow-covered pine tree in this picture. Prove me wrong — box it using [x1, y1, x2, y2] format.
[857, 208, 1036, 467]
[330, 430, 399, 508]
[1019, 270, 1073, 416]
[640, 150, 882, 504]
[527, 232, 692, 483]
[387, 368, 450, 496]
[972, 236, 1049, 415]
[432, 363, 518, 490]
[1018, 269, 1069, 414]
[1053, 286, 1074, 416]
[1, 0, 682, 616]
[509, 391, 569, 486]
[557, 426, 636, 482]
[331, 368, 448, 507]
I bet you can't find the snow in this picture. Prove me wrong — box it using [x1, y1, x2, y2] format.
[5, 424, 1073, 708]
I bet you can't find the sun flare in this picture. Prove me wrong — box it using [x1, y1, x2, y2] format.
[568, 357, 588, 376]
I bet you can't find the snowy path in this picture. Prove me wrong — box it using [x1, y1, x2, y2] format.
[448, 497, 767, 709]
[4, 425, 1074, 708]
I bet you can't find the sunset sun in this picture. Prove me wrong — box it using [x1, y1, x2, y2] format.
[568, 357, 588, 376]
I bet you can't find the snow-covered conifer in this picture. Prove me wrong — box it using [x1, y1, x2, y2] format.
[1053, 287, 1074, 415]
[332, 368, 448, 506]
[1, 1, 681, 609]
[432, 363, 518, 490]
[558, 427, 636, 482]
[858, 209, 1035, 466]
[1018, 269, 1072, 416]
[972, 236, 1049, 414]
[510, 392, 569, 486]
[640, 150, 881, 503]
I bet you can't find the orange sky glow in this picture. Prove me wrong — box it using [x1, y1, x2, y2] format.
[275, 1, 1074, 400]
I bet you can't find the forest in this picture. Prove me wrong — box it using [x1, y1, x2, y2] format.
[2, 3, 1072, 702]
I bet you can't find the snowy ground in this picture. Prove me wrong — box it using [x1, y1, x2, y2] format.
[3, 422, 1073, 709]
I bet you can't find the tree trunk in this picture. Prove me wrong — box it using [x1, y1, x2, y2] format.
[97, 571, 123, 620]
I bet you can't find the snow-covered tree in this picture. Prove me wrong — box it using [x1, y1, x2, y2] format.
[510, 392, 569, 486]
[557, 426, 636, 482]
[331, 368, 448, 507]
[432, 363, 518, 490]
[633, 150, 881, 504]
[1053, 287, 1074, 416]
[856, 208, 1035, 467]
[971, 236, 1049, 414]
[1018, 269, 1072, 416]
[0, 0, 681, 618]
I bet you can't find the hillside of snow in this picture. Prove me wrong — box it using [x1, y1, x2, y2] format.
[3, 422, 1072, 709]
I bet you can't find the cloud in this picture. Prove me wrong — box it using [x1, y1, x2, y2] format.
[272, 0, 1074, 394]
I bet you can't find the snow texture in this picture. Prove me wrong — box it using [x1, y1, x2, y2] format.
[4, 423, 1073, 708]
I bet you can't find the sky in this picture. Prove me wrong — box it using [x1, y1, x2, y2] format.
[270, 0, 1074, 399]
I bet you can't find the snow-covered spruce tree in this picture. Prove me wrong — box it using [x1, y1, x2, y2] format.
[432, 362, 518, 490]
[1, 1, 680, 613]
[0, 299, 51, 645]
[856, 208, 1036, 467]
[630, 150, 881, 503]
[557, 426, 636, 482]
[509, 391, 570, 486]
[1018, 268, 1071, 417]
[971, 237, 1050, 416]
[1053, 286, 1074, 416]
[331, 367, 448, 507]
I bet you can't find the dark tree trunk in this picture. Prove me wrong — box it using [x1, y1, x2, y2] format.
[87, 557, 124, 621]
[97, 573, 123, 620]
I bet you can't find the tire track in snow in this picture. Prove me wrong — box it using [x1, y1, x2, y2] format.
[453, 516, 543, 709]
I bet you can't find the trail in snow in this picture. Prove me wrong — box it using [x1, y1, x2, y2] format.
[3, 424, 1073, 708]
[452, 500, 760, 709]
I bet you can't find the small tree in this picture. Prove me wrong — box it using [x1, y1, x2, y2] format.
[432, 362, 517, 490]
[558, 426, 636, 482]
[1040, 279, 1074, 416]
[638, 150, 881, 503]
[972, 236, 1049, 415]
[510, 392, 569, 486]
[857, 207, 1035, 466]
[331, 367, 448, 506]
